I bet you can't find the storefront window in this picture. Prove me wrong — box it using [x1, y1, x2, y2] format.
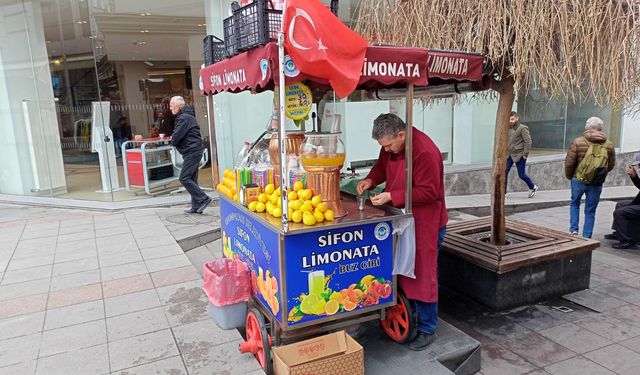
[0, 0, 212, 201]
[517, 87, 622, 155]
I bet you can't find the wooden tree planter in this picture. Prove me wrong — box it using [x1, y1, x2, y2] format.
[440, 217, 600, 311]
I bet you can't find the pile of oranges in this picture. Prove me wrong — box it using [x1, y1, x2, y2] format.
[246, 181, 334, 226]
[216, 169, 238, 201]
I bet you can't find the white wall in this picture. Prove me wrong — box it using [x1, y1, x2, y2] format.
[621, 112, 640, 153]
[0, 1, 66, 196]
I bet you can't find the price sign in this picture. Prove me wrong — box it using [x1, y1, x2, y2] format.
[285, 82, 312, 121]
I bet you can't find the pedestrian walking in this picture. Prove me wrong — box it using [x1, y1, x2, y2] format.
[170, 96, 212, 214]
[506, 111, 538, 197]
[357, 113, 447, 351]
[564, 116, 615, 238]
[604, 153, 640, 249]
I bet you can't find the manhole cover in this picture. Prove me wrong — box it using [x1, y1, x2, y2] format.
[165, 213, 217, 225]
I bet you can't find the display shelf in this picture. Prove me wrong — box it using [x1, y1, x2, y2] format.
[146, 162, 174, 169]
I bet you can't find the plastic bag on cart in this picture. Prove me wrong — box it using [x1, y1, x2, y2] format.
[392, 216, 416, 278]
[202, 258, 251, 306]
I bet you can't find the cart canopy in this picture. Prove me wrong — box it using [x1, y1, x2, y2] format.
[199, 42, 487, 95]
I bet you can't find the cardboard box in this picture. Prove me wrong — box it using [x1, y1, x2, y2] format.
[272, 331, 364, 375]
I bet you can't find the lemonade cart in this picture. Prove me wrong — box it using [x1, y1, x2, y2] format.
[200, 28, 487, 375]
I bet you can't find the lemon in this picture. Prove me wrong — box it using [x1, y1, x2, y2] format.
[301, 201, 314, 212]
[314, 211, 325, 223]
[269, 194, 279, 205]
[258, 193, 268, 203]
[300, 189, 313, 201]
[293, 181, 304, 192]
[272, 207, 282, 218]
[288, 191, 298, 201]
[275, 187, 282, 196]
[311, 195, 323, 207]
[248, 201, 258, 212]
[288, 208, 294, 220]
[266, 202, 274, 212]
[256, 202, 266, 213]
[324, 209, 335, 221]
[292, 210, 303, 223]
[330, 291, 344, 304]
[233, 194, 238, 201]
[316, 202, 328, 213]
[290, 199, 302, 210]
[303, 212, 317, 226]
[264, 183, 275, 195]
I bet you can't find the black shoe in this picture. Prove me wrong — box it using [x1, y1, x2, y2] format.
[604, 232, 619, 240]
[196, 197, 212, 214]
[408, 332, 436, 351]
[612, 241, 636, 250]
[184, 208, 200, 214]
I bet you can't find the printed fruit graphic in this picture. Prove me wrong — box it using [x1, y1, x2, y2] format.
[300, 294, 323, 315]
[254, 268, 279, 315]
[325, 299, 339, 315]
[288, 306, 303, 322]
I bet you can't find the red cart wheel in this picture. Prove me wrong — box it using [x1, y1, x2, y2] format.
[239, 308, 273, 374]
[380, 290, 417, 343]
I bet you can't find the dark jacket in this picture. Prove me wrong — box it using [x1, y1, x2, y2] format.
[631, 174, 640, 206]
[564, 129, 615, 179]
[157, 109, 175, 136]
[171, 105, 203, 155]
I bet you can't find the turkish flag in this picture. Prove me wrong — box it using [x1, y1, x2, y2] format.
[283, 0, 367, 98]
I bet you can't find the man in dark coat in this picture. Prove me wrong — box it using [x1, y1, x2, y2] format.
[604, 153, 640, 249]
[170, 96, 211, 214]
[357, 113, 447, 351]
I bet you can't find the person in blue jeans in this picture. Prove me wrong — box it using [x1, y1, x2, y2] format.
[564, 117, 616, 237]
[506, 112, 538, 198]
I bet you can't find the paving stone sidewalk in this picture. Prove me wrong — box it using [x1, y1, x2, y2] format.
[0, 203, 259, 375]
[443, 201, 640, 375]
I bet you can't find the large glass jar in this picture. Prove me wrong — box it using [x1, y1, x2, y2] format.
[300, 132, 345, 173]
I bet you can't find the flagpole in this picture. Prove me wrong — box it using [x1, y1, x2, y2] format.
[278, 0, 289, 232]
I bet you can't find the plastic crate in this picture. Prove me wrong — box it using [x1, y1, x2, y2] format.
[203, 35, 226, 66]
[235, 0, 281, 51]
[223, 15, 238, 57]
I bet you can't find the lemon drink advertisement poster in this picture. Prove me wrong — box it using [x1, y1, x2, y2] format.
[285, 221, 394, 326]
[220, 198, 283, 323]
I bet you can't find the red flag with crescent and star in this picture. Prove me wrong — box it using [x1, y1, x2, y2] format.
[283, 0, 368, 98]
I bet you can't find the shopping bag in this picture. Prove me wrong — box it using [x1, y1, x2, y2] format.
[392, 216, 416, 278]
[202, 258, 251, 306]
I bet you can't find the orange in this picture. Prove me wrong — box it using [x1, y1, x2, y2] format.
[343, 300, 357, 311]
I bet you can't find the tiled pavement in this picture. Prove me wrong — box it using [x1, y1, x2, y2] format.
[0, 204, 260, 375]
[442, 201, 640, 375]
[1, 193, 640, 375]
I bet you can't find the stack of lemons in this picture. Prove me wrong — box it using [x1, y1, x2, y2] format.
[216, 169, 237, 201]
[247, 181, 335, 225]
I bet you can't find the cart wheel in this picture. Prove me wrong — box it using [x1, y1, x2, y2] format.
[239, 308, 273, 374]
[380, 290, 417, 343]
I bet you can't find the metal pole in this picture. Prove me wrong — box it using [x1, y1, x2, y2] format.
[404, 84, 414, 214]
[278, 28, 289, 232]
[207, 94, 220, 186]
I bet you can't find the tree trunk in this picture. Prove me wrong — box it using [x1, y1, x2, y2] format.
[490, 73, 515, 245]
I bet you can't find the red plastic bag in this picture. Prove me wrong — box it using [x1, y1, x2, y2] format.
[202, 258, 251, 306]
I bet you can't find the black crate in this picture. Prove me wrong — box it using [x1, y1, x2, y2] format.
[203, 35, 226, 66]
[235, 0, 281, 52]
[223, 15, 238, 57]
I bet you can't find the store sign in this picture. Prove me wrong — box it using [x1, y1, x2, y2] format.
[284, 82, 312, 120]
[284, 221, 394, 327]
[220, 198, 283, 323]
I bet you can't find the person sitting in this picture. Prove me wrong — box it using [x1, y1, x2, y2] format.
[604, 153, 640, 249]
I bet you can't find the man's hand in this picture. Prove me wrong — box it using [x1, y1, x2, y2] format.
[628, 166, 638, 178]
[356, 178, 373, 196]
[371, 192, 392, 206]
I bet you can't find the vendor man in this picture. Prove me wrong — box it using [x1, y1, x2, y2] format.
[357, 113, 447, 351]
